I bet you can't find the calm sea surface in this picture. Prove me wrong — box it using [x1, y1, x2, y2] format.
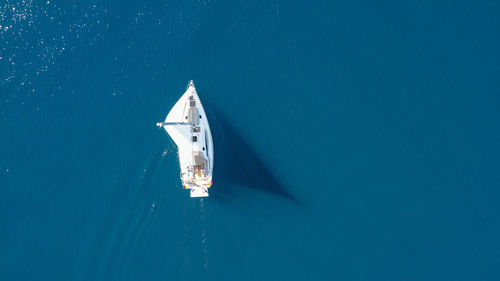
[1, 1, 500, 280]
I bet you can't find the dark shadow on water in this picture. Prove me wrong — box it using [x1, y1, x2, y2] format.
[204, 103, 299, 205]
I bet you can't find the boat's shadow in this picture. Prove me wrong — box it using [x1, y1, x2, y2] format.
[204, 104, 299, 204]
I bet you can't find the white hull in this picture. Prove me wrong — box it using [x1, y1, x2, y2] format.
[157, 81, 213, 197]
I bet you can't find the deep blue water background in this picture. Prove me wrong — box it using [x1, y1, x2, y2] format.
[1, 1, 500, 280]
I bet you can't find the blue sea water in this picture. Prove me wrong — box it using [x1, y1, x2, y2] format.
[1, 0, 500, 280]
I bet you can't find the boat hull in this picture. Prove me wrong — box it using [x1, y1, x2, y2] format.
[157, 81, 213, 197]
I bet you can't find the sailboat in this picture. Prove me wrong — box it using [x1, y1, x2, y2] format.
[157, 80, 214, 197]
